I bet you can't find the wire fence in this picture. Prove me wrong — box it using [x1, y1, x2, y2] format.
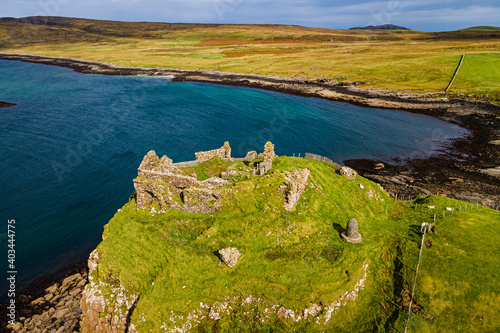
[402, 195, 498, 332]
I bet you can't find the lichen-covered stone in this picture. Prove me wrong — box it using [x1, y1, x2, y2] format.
[138, 150, 160, 170]
[340, 166, 358, 179]
[245, 150, 257, 161]
[283, 168, 310, 211]
[263, 141, 276, 161]
[341, 218, 362, 243]
[218, 247, 241, 268]
[195, 141, 232, 162]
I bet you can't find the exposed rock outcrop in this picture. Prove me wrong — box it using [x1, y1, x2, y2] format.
[218, 247, 241, 268]
[80, 249, 139, 333]
[340, 166, 358, 179]
[133, 150, 230, 214]
[195, 141, 232, 163]
[283, 168, 310, 211]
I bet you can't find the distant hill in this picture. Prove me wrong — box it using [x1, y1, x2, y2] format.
[460, 26, 500, 32]
[350, 24, 410, 30]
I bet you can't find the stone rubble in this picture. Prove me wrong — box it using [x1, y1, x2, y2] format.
[283, 168, 310, 211]
[6, 271, 88, 333]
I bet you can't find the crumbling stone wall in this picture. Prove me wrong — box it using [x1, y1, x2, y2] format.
[133, 150, 230, 214]
[195, 141, 232, 163]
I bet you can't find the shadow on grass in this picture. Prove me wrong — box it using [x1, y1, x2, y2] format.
[332, 222, 344, 237]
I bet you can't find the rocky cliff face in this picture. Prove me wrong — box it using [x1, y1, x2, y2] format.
[80, 249, 139, 333]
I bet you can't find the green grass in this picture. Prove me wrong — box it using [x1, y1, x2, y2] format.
[451, 54, 500, 101]
[95, 157, 403, 331]
[91, 157, 500, 332]
[397, 195, 500, 332]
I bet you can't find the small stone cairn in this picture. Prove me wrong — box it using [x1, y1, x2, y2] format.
[341, 218, 362, 244]
[218, 247, 241, 268]
[340, 166, 358, 180]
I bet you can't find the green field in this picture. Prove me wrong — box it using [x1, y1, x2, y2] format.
[451, 54, 500, 101]
[88, 156, 500, 332]
[1, 17, 500, 102]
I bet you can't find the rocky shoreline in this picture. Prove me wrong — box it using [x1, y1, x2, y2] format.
[1, 263, 87, 333]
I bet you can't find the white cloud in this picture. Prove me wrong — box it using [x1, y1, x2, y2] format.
[1, 0, 499, 30]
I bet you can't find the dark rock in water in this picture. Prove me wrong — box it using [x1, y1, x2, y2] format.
[0, 101, 16, 108]
[350, 24, 411, 30]
[341, 218, 362, 243]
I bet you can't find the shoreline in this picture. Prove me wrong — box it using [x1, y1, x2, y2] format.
[1, 53, 498, 202]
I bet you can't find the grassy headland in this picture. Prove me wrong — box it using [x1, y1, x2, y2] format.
[1, 17, 499, 102]
[89, 156, 499, 332]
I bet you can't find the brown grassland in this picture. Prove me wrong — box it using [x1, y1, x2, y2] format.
[0, 17, 499, 101]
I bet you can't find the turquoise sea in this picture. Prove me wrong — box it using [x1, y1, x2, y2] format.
[0, 60, 468, 300]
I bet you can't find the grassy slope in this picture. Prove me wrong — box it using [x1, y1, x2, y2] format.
[1, 18, 500, 101]
[407, 195, 500, 332]
[91, 157, 500, 332]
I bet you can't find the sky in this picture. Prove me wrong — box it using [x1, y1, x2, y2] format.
[2, 0, 500, 31]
